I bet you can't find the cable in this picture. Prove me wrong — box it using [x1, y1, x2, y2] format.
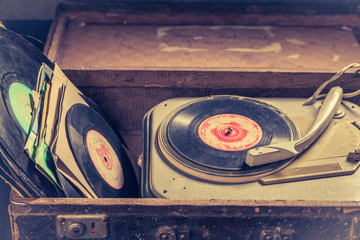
[303, 63, 360, 106]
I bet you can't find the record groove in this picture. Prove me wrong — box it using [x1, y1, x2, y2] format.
[0, 29, 61, 197]
[66, 103, 138, 198]
[158, 96, 299, 182]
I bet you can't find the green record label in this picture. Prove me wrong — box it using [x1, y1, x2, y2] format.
[9, 83, 33, 134]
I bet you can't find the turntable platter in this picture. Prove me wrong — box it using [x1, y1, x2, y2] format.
[157, 96, 300, 183]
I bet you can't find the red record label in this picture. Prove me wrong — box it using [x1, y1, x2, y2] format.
[86, 130, 124, 189]
[198, 114, 262, 151]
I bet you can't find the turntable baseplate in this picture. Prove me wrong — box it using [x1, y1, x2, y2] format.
[141, 95, 360, 200]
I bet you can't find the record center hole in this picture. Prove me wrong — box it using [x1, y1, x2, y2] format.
[163, 190, 168, 193]
[225, 127, 233, 136]
[104, 156, 108, 162]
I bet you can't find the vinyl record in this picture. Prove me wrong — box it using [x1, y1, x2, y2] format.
[158, 96, 299, 182]
[57, 171, 84, 198]
[66, 103, 138, 198]
[0, 27, 63, 197]
[0, 147, 33, 197]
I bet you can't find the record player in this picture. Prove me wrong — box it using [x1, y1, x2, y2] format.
[141, 71, 360, 200]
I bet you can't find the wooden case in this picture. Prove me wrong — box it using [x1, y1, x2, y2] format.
[9, 2, 360, 239]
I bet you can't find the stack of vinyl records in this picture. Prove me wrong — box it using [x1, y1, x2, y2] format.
[0, 27, 138, 198]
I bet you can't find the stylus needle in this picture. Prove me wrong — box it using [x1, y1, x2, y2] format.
[245, 86, 343, 167]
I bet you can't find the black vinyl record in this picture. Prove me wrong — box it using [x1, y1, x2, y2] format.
[158, 96, 299, 180]
[66, 103, 139, 198]
[0, 27, 63, 197]
[0, 146, 33, 197]
[57, 171, 84, 198]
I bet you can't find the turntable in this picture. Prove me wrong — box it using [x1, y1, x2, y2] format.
[141, 65, 360, 200]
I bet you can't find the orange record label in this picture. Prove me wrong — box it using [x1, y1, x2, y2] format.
[86, 130, 124, 189]
[198, 114, 262, 151]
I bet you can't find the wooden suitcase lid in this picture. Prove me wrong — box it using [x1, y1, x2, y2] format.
[45, 3, 360, 74]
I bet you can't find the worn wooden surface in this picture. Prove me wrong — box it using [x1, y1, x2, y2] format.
[45, 3, 360, 73]
[43, 3, 360, 157]
[9, 191, 360, 239]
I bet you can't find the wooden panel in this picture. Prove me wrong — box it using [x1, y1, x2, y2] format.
[9, 192, 360, 240]
[56, 25, 360, 72]
[45, 3, 360, 74]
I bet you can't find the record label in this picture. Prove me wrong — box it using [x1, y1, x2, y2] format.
[160, 96, 297, 176]
[86, 130, 124, 190]
[67, 103, 139, 198]
[198, 114, 262, 151]
[9, 82, 32, 134]
[0, 28, 64, 197]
